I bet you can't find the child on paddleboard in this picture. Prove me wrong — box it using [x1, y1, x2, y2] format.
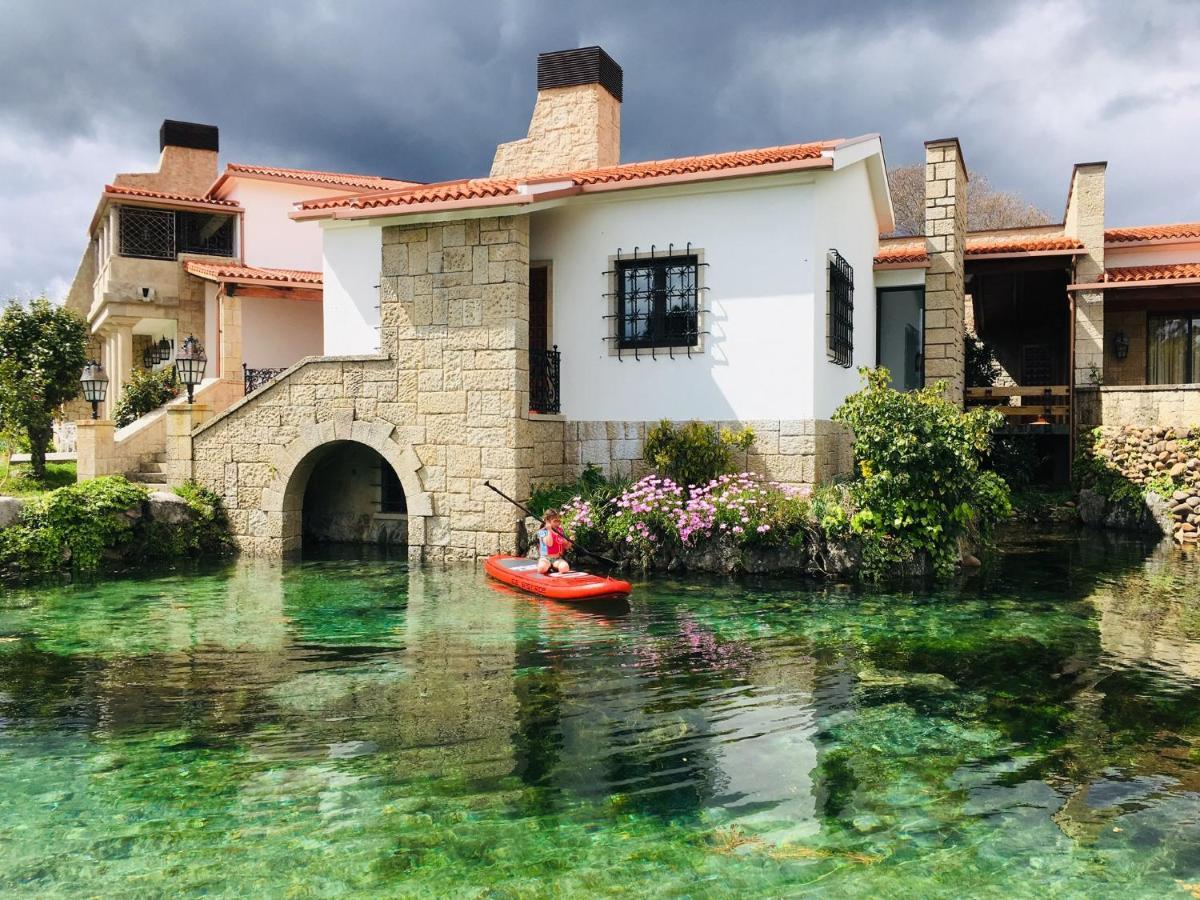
[536, 509, 573, 575]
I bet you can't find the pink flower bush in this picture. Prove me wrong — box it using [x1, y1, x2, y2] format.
[671, 472, 810, 547]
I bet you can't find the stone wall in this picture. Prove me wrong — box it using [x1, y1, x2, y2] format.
[1081, 424, 1200, 543]
[1077, 385, 1200, 429]
[923, 139, 967, 404]
[531, 419, 853, 488]
[1103, 308, 1146, 386]
[190, 215, 536, 561]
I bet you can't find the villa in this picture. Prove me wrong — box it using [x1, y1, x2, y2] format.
[63, 46, 1200, 560]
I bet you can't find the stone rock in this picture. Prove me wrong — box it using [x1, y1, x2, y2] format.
[1170, 462, 1188, 477]
[147, 491, 195, 526]
[0, 496, 23, 529]
[1077, 489, 1107, 527]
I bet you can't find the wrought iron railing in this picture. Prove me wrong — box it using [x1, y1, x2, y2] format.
[117, 206, 235, 260]
[244, 364, 286, 395]
[529, 346, 561, 415]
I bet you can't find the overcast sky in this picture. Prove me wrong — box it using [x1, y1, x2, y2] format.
[2, 0, 1198, 300]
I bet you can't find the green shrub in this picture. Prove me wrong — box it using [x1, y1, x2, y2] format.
[529, 464, 626, 517]
[643, 420, 755, 488]
[833, 367, 1011, 579]
[114, 366, 179, 428]
[0, 476, 234, 579]
[0, 476, 149, 573]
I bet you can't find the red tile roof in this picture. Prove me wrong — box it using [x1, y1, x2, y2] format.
[1105, 222, 1200, 244]
[874, 240, 928, 266]
[965, 234, 1084, 255]
[297, 140, 839, 215]
[105, 184, 240, 209]
[1103, 263, 1200, 284]
[221, 163, 419, 193]
[184, 261, 322, 286]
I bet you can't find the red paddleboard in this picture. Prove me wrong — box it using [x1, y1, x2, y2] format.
[484, 555, 632, 601]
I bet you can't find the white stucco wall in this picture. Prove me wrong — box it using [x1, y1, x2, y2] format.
[222, 179, 351, 271]
[322, 223, 382, 356]
[1106, 241, 1200, 268]
[241, 295, 324, 368]
[810, 162, 881, 418]
[530, 176, 823, 421]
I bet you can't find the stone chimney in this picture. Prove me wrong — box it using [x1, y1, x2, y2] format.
[1064, 162, 1107, 385]
[490, 47, 622, 178]
[112, 119, 219, 197]
[923, 138, 968, 405]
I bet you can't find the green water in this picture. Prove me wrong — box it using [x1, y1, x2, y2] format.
[2, 530, 1200, 897]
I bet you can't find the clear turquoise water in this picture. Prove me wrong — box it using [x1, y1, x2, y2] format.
[2, 530, 1200, 897]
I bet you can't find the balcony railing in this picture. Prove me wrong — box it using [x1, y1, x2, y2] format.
[244, 364, 286, 396]
[965, 385, 1071, 425]
[529, 346, 561, 415]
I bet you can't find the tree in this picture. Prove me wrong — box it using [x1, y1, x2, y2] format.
[0, 299, 88, 478]
[887, 164, 1051, 237]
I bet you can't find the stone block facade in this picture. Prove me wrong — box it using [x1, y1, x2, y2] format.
[490, 83, 620, 178]
[1078, 385, 1200, 430]
[1065, 163, 1107, 385]
[923, 139, 967, 404]
[528, 419, 853, 489]
[190, 215, 540, 561]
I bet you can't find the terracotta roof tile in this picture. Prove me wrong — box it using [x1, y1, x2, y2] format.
[1103, 263, 1200, 284]
[297, 140, 839, 214]
[222, 163, 418, 192]
[964, 234, 1084, 255]
[105, 184, 240, 208]
[1105, 222, 1200, 244]
[874, 240, 928, 266]
[184, 261, 322, 286]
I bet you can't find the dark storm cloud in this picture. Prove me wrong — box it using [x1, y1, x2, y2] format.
[1, 0, 1198, 298]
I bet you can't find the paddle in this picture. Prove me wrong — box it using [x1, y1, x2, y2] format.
[483, 480, 621, 570]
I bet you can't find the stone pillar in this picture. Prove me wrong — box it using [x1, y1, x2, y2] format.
[923, 138, 968, 405]
[219, 292, 243, 383]
[97, 327, 114, 420]
[75, 419, 116, 481]
[1065, 162, 1107, 385]
[165, 403, 214, 486]
[108, 316, 138, 420]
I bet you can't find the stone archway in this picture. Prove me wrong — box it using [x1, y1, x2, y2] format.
[259, 419, 432, 556]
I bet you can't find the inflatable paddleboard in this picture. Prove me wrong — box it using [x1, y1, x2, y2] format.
[484, 554, 632, 601]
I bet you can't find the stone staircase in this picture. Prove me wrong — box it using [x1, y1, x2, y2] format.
[126, 451, 169, 492]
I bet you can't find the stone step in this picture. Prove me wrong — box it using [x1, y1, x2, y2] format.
[138, 461, 166, 474]
[126, 471, 169, 485]
[152, 451, 168, 463]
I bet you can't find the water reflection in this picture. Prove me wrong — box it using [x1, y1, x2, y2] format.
[0, 533, 1198, 894]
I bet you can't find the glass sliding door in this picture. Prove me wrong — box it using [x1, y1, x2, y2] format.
[1147, 314, 1200, 384]
[877, 287, 924, 391]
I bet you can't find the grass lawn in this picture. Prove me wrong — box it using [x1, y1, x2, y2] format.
[0, 459, 77, 498]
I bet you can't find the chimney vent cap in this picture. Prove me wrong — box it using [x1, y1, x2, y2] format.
[160, 120, 219, 153]
[536, 46, 622, 102]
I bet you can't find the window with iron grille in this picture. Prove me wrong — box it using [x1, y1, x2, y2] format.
[616, 254, 700, 350]
[827, 250, 854, 368]
[118, 206, 235, 260]
[120, 207, 176, 259]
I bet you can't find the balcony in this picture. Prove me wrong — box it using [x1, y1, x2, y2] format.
[529, 346, 561, 415]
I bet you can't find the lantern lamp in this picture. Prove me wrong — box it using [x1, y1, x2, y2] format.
[175, 335, 207, 403]
[1113, 329, 1130, 361]
[80, 361, 109, 419]
[157, 336, 173, 364]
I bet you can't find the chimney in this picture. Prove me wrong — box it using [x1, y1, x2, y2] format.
[112, 119, 220, 197]
[490, 47, 622, 178]
[922, 137, 968, 405]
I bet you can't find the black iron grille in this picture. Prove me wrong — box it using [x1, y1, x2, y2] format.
[605, 250, 706, 360]
[244, 364, 286, 395]
[536, 47, 623, 101]
[827, 250, 854, 368]
[118, 207, 235, 260]
[120, 207, 175, 260]
[529, 346, 561, 414]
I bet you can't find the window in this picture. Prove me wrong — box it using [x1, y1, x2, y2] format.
[827, 250, 854, 367]
[876, 286, 924, 390]
[379, 463, 407, 514]
[1148, 314, 1200, 384]
[615, 253, 700, 351]
[118, 206, 235, 260]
